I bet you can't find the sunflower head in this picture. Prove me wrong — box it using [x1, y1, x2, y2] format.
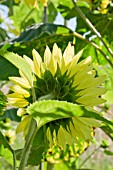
[8, 43, 106, 109]
[7, 43, 106, 148]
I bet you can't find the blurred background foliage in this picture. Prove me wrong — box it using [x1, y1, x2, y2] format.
[0, 0, 113, 169]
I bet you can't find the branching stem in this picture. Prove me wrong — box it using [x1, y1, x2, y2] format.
[72, 0, 113, 58]
[73, 32, 113, 68]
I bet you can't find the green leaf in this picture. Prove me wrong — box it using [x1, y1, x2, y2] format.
[101, 124, 113, 141]
[0, 131, 15, 166]
[0, 131, 13, 152]
[0, 49, 33, 85]
[104, 150, 113, 156]
[27, 100, 85, 129]
[1, 23, 73, 57]
[0, 28, 9, 43]
[100, 140, 109, 149]
[0, 145, 14, 166]
[0, 91, 7, 115]
[0, 57, 19, 80]
[27, 100, 113, 128]
[48, 2, 57, 23]
[0, 108, 21, 122]
[27, 100, 113, 130]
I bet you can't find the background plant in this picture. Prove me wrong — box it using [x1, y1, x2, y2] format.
[0, 0, 113, 170]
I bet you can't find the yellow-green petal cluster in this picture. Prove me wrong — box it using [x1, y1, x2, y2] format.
[7, 43, 106, 148]
[8, 43, 106, 109]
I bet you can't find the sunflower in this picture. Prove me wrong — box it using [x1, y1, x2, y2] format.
[7, 43, 106, 148]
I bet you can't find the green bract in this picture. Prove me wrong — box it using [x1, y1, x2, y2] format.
[0, 90, 7, 115]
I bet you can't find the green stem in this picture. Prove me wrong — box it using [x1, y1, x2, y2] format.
[18, 119, 37, 170]
[39, 162, 43, 170]
[64, 19, 68, 27]
[78, 146, 100, 169]
[21, 8, 34, 30]
[13, 150, 16, 170]
[72, 0, 113, 58]
[43, 6, 48, 23]
[47, 162, 54, 170]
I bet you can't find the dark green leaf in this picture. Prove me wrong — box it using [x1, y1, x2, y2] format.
[104, 150, 113, 156]
[0, 131, 13, 151]
[0, 56, 19, 80]
[101, 125, 113, 141]
[1, 24, 73, 57]
[0, 131, 15, 165]
[48, 2, 57, 23]
[0, 108, 21, 122]
[0, 49, 33, 85]
[0, 28, 9, 43]
[0, 91, 7, 115]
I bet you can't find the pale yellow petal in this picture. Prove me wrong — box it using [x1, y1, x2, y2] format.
[7, 98, 29, 107]
[77, 75, 106, 90]
[47, 57, 56, 75]
[79, 56, 92, 66]
[23, 55, 34, 71]
[63, 43, 74, 65]
[79, 117, 101, 127]
[9, 77, 31, 89]
[44, 46, 51, 67]
[32, 49, 42, 77]
[72, 117, 93, 140]
[72, 64, 93, 87]
[76, 87, 106, 97]
[76, 96, 106, 106]
[7, 93, 24, 98]
[7, 93, 29, 107]
[10, 85, 30, 98]
[52, 43, 62, 69]
[16, 115, 30, 134]
[17, 108, 26, 116]
[68, 56, 92, 78]
[67, 50, 83, 76]
[46, 127, 53, 148]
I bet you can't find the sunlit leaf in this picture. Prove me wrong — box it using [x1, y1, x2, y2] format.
[0, 49, 33, 85]
[0, 131, 15, 166]
[27, 100, 113, 130]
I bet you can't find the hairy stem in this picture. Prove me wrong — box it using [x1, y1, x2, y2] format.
[47, 162, 54, 170]
[18, 119, 37, 170]
[39, 162, 43, 170]
[72, 0, 113, 58]
[13, 150, 16, 170]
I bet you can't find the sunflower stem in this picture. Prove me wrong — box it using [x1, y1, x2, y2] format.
[72, 0, 113, 58]
[47, 162, 54, 170]
[13, 150, 16, 170]
[18, 118, 37, 170]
